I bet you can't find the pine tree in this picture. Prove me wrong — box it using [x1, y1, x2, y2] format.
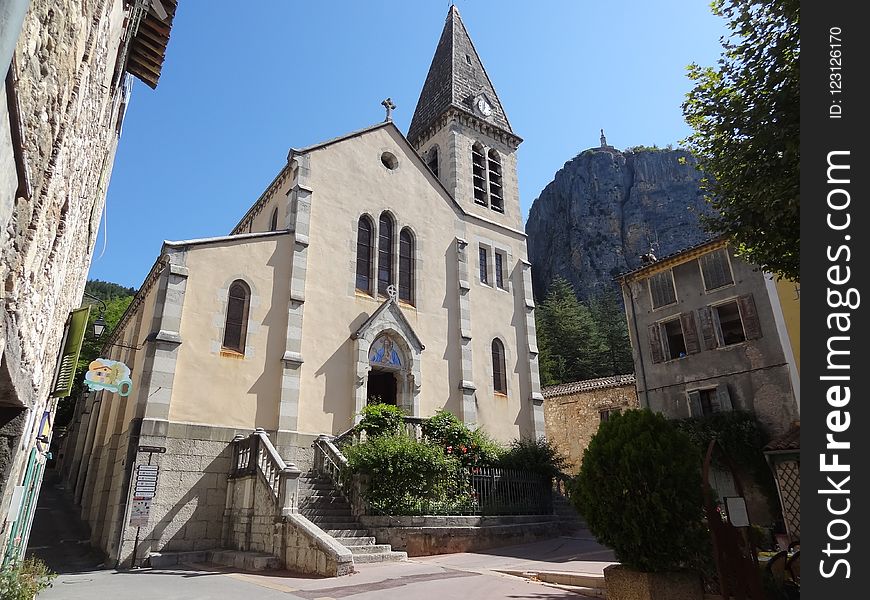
[588, 286, 634, 376]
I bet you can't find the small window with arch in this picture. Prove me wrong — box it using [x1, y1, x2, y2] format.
[222, 280, 251, 354]
[492, 338, 507, 394]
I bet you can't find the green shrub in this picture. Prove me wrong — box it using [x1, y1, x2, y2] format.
[356, 403, 404, 438]
[421, 410, 503, 467]
[572, 409, 707, 573]
[0, 557, 56, 600]
[497, 437, 569, 480]
[344, 434, 472, 514]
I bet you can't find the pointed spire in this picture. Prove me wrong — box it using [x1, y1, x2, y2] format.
[408, 6, 514, 145]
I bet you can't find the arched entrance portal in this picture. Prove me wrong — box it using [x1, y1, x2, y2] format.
[366, 335, 403, 406]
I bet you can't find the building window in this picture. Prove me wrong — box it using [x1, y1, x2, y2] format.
[687, 384, 733, 417]
[479, 246, 489, 285]
[662, 318, 686, 360]
[699, 248, 734, 291]
[494, 250, 506, 289]
[356, 216, 374, 293]
[492, 339, 507, 394]
[399, 228, 414, 304]
[599, 408, 620, 423]
[269, 207, 279, 231]
[223, 280, 250, 354]
[649, 270, 677, 309]
[472, 143, 488, 206]
[714, 301, 745, 346]
[377, 213, 394, 296]
[488, 149, 504, 212]
[427, 146, 439, 178]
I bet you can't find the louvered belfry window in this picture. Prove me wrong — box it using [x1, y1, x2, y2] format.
[488, 149, 504, 212]
[399, 228, 414, 304]
[223, 280, 250, 353]
[472, 143, 488, 206]
[378, 213, 394, 296]
[356, 216, 374, 293]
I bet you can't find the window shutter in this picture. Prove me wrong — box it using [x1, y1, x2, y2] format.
[681, 312, 701, 354]
[648, 324, 664, 364]
[716, 383, 733, 411]
[687, 390, 702, 417]
[738, 294, 762, 340]
[698, 306, 718, 350]
[51, 306, 91, 398]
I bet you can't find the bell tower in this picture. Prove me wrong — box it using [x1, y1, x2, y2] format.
[408, 6, 523, 230]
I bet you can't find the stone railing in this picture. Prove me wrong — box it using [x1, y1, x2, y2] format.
[231, 428, 301, 516]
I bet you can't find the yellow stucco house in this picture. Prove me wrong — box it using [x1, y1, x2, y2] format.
[63, 7, 545, 565]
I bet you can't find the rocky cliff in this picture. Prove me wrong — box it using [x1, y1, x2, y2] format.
[526, 146, 714, 301]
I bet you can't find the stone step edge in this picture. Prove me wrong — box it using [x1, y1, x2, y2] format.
[495, 569, 605, 591]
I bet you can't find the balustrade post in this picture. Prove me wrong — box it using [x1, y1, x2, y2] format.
[280, 463, 302, 516]
[314, 434, 331, 475]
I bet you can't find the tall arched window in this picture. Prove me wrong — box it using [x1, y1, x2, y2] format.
[472, 143, 487, 206]
[223, 280, 251, 354]
[488, 149, 504, 212]
[399, 228, 414, 304]
[356, 216, 374, 293]
[377, 212, 394, 296]
[426, 146, 439, 178]
[492, 338, 507, 394]
[269, 207, 279, 231]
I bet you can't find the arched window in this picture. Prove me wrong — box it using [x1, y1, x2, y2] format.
[492, 338, 507, 394]
[356, 216, 374, 293]
[399, 228, 414, 304]
[427, 146, 439, 178]
[223, 280, 250, 354]
[377, 212, 394, 296]
[472, 143, 487, 206]
[269, 207, 279, 231]
[488, 149, 504, 212]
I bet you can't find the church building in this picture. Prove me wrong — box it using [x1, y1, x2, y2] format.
[62, 7, 545, 564]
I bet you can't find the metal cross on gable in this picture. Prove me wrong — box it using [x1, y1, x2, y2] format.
[382, 97, 396, 122]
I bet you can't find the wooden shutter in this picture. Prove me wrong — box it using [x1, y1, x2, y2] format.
[681, 312, 701, 355]
[698, 306, 718, 350]
[738, 294, 762, 340]
[51, 306, 91, 398]
[716, 383, 733, 411]
[687, 390, 702, 417]
[648, 323, 664, 364]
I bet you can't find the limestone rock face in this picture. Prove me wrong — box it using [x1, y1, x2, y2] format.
[526, 147, 714, 301]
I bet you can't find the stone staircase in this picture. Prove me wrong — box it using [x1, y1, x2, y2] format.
[552, 492, 586, 532]
[298, 473, 407, 564]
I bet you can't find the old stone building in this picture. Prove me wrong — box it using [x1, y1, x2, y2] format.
[62, 6, 545, 567]
[542, 374, 638, 472]
[616, 237, 800, 527]
[0, 0, 176, 563]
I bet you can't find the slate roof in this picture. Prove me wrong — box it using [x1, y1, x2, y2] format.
[407, 6, 513, 145]
[542, 374, 637, 399]
[764, 422, 800, 452]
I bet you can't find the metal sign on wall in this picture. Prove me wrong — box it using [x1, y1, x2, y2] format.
[129, 464, 159, 527]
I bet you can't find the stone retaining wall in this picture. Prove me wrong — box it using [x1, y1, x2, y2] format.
[359, 514, 563, 557]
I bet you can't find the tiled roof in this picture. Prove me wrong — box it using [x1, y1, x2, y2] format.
[542, 374, 636, 399]
[407, 6, 513, 145]
[614, 235, 727, 281]
[764, 422, 800, 452]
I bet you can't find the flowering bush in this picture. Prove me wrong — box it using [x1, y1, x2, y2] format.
[421, 410, 502, 467]
[356, 402, 404, 438]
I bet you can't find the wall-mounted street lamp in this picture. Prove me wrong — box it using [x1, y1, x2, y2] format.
[81, 291, 142, 350]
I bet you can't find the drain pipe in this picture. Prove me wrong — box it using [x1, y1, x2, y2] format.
[625, 281, 650, 410]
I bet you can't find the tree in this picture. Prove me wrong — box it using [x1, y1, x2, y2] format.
[535, 277, 603, 386]
[683, 0, 799, 281]
[588, 287, 633, 376]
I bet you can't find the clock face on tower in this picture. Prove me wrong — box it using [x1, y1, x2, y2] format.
[476, 96, 493, 117]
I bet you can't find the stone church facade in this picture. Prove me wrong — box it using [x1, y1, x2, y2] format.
[63, 7, 545, 565]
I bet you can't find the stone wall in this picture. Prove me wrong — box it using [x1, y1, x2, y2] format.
[358, 514, 563, 557]
[0, 0, 131, 555]
[542, 376, 638, 473]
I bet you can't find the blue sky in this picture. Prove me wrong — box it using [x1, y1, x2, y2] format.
[90, 1, 727, 289]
